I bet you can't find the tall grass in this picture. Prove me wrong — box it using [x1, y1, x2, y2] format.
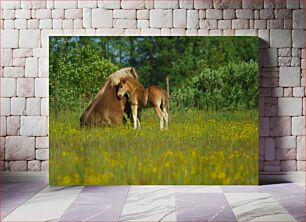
[49, 109, 258, 185]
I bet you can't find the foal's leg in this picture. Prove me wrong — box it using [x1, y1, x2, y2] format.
[131, 104, 138, 129]
[154, 106, 164, 130]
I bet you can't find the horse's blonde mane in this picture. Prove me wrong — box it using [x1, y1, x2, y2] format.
[109, 67, 138, 87]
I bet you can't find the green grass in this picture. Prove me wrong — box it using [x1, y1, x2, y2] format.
[49, 109, 258, 185]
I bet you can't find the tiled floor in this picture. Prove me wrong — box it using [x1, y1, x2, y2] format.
[1, 182, 304, 221]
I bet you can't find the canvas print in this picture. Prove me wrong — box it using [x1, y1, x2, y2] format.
[49, 36, 259, 185]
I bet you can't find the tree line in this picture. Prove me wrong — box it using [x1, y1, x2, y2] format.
[49, 36, 259, 111]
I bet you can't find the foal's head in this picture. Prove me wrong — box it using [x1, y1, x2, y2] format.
[116, 79, 129, 100]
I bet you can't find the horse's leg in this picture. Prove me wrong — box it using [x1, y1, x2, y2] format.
[153, 106, 164, 130]
[162, 107, 168, 129]
[131, 104, 138, 129]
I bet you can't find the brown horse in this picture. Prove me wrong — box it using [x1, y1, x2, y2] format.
[116, 76, 169, 130]
[80, 67, 138, 127]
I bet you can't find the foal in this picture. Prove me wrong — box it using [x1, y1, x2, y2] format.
[116, 77, 169, 130]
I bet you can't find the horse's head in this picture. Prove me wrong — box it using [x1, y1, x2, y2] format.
[116, 79, 129, 100]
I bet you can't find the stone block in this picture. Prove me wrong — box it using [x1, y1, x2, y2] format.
[16, 78, 34, 97]
[292, 30, 305, 48]
[39, 19, 53, 29]
[41, 98, 49, 116]
[292, 116, 305, 136]
[20, 116, 48, 136]
[137, 20, 149, 28]
[223, 9, 235, 19]
[15, 9, 31, 19]
[5, 136, 35, 160]
[150, 9, 172, 28]
[13, 58, 25, 67]
[213, 0, 241, 9]
[1, 49, 12, 67]
[77, 0, 96, 8]
[1, 30, 19, 48]
[173, 9, 187, 28]
[154, 0, 178, 9]
[36, 149, 49, 160]
[1, 1, 20, 9]
[35, 78, 49, 97]
[242, 0, 263, 9]
[98, 0, 121, 9]
[1, 117, 7, 136]
[1, 98, 10, 116]
[297, 136, 305, 160]
[195, 0, 212, 8]
[270, 117, 291, 136]
[187, 10, 199, 29]
[264, 165, 281, 172]
[15, 19, 27, 29]
[9, 161, 27, 171]
[41, 161, 49, 171]
[293, 9, 305, 29]
[200, 20, 217, 29]
[275, 136, 297, 149]
[274, 9, 292, 19]
[297, 161, 305, 171]
[232, 19, 249, 29]
[258, 29, 269, 48]
[278, 98, 302, 116]
[25, 57, 38, 77]
[114, 19, 137, 28]
[259, 117, 269, 136]
[65, 9, 82, 19]
[36, 137, 49, 149]
[54, 0, 77, 9]
[3, 9, 16, 19]
[52, 9, 64, 19]
[21, 0, 46, 9]
[26, 98, 41, 116]
[19, 30, 41, 48]
[293, 87, 304, 97]
[11, 98, 26, 115]
[287, 0, 300, 8]
[279, 67, 300, 87]
[236, 9, 254, 19]
[263, 48, 277, 67]
[3, 67, 24, 78]
[218, 20, 232, 29]
[1, 78, 16, 97]
[92, 9, 113, 28]
[264, 137, 275, 160]
[206, 9, 222, 19]
[270, 29, 291, 48]
[63, 19, 74, 29]
[179, 0, 193, 8]
[137, 10, 149, 19]
[284, 87, 293, 97]
[140, 28, 161, 36]
[281, 160, 297, 171]
[28, 160, 41, 171]
[35, 9, 51, 19]
[7, 116, 20, 136]
[13, 49, 32, 58]
[4, 20, 15, 29]
[114, 9, 136, 19]
[276, 149, 297, 160]
[38, 58, 48, 77]
[82, 8, 91, 28]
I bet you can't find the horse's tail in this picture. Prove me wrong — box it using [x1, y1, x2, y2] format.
[161, 89, 169, 113]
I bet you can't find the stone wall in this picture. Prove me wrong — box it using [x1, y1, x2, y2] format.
[0, 0, 305, 172]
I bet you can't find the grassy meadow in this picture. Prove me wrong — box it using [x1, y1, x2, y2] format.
[49, 109, 258, 185]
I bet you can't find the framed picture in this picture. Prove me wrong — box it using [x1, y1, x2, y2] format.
[49, 36, 259, 185]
